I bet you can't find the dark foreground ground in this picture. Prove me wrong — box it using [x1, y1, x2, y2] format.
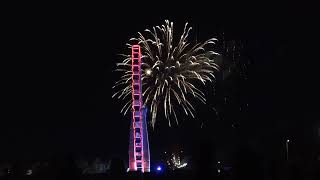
[1, 164, 319, 180]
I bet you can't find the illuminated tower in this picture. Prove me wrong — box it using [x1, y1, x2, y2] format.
[128, 45, 150, 172]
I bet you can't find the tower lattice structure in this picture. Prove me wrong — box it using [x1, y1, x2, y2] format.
[128, 45, 150, 172]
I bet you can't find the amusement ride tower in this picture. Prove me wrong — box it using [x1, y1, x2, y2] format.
[128, 45, 150, 172]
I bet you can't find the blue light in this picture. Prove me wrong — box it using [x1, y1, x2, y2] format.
[156, 166, 162, 171]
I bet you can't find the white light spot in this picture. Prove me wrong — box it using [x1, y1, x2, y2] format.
[146, 69, 152, 75]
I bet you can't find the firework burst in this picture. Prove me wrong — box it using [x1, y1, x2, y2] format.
[113, 20, 220, 127]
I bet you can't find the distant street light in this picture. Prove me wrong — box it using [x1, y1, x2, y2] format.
[286, 139, 290, 161]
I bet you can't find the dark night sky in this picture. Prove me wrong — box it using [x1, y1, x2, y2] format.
[2, 2, 318, 163]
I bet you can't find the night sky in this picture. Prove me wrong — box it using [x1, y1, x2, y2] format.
[2, 3, 318, 164]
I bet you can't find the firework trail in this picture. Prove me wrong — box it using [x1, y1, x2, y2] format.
[211, 32, 250, 128]
[112, 20, 220, 127]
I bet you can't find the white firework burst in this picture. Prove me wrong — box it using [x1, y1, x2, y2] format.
[113, 20, 220, 127]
